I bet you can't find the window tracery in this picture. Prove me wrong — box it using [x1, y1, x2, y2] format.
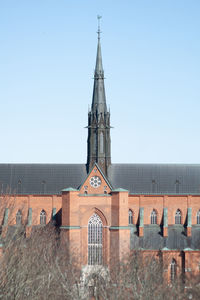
[128, 210, 133, 225]
[40, 210, 46, 225]
[88, 213, 103, 265]
[175, 209, 181, 224]
[16, 210, 22, 225]
[151, 209, 157, 225]
[170, 259, 177, 282]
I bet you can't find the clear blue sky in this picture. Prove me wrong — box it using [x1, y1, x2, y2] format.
[0, 0, 200, 164]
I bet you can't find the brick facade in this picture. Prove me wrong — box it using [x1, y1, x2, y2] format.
[1, 163, 200, 280]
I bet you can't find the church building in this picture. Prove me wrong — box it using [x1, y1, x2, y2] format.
[0, 21, 200, 282]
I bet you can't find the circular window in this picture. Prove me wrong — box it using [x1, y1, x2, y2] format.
[90, 176, 102, 188]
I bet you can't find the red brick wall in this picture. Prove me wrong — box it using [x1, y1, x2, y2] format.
[1, 186, 200, 275]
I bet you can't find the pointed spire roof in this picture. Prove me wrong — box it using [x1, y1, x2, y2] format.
[95, 22, 104, 78]
[91, 16, 107, 116]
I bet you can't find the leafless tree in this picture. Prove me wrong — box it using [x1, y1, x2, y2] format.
[0, 223, 83, 300]
[83, 251, 194, 300]
[0, 199, 199, 300]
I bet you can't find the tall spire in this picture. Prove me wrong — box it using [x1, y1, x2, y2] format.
[91, 15, 107, 116]
[95, 16, 104, 78]
[87, 16, 111, 175]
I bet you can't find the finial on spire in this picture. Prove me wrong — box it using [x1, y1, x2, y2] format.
[97, 15, 102, 39]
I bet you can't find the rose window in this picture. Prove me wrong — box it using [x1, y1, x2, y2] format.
[90, 176, 102, 188]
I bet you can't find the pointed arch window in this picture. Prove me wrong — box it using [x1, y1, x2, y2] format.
[100, 132, 104, 153]
[88, 213, 103, 265]
[170, 259, 177, 282]
[40, 210, 46, 225]
[128, 210, 133, 225]
[175, 209, 181, 224]
[151, 209, 157, 225]
[197, 210, 200, 225]
[16, 210, 22, 225]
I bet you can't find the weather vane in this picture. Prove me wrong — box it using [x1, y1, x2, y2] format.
[97, 15, 102, 39]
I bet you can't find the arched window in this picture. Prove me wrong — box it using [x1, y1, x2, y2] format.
[84, 185, 88, 195]
[197, 210, 200, 225]
[100, 132, 104, 153]
[88, 213, 103, 265]
[16, 210, 22, 225]
[151, 209, 157, 225]
[170, 259, 177, 282]
[128, 210, 133, 225]
[40, 210, 46, 225]
[175, 209, 181, 224]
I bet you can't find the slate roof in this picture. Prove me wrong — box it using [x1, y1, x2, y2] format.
[108, 163, 200, 195]
[0, 163, 200, 195]
[0, 164, 87, 195]
[130, 225, 200, 250]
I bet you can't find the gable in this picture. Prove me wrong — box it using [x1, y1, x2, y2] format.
[79, 164, 112, 195]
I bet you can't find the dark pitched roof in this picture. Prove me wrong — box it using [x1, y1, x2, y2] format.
[131, 225, 200, 250]
[108, 163, 200, 195]
[0, 163, 200, 195]
[0, 164, 87, 195]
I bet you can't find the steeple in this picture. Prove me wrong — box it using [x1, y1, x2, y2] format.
[91, 16, 107, 117]
[86, 16, 111, 175]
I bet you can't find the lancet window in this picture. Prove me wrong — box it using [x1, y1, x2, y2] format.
[128, 210, 133, 225]
[88, 213, 103, 265]
[170, 259, 177, 282]
[150, 209, 157, 225]
[197, 210, 200, 225]
[16, 210, 22, 225]
[40, 210, 46, 225]
[175, 209, 181, 224]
